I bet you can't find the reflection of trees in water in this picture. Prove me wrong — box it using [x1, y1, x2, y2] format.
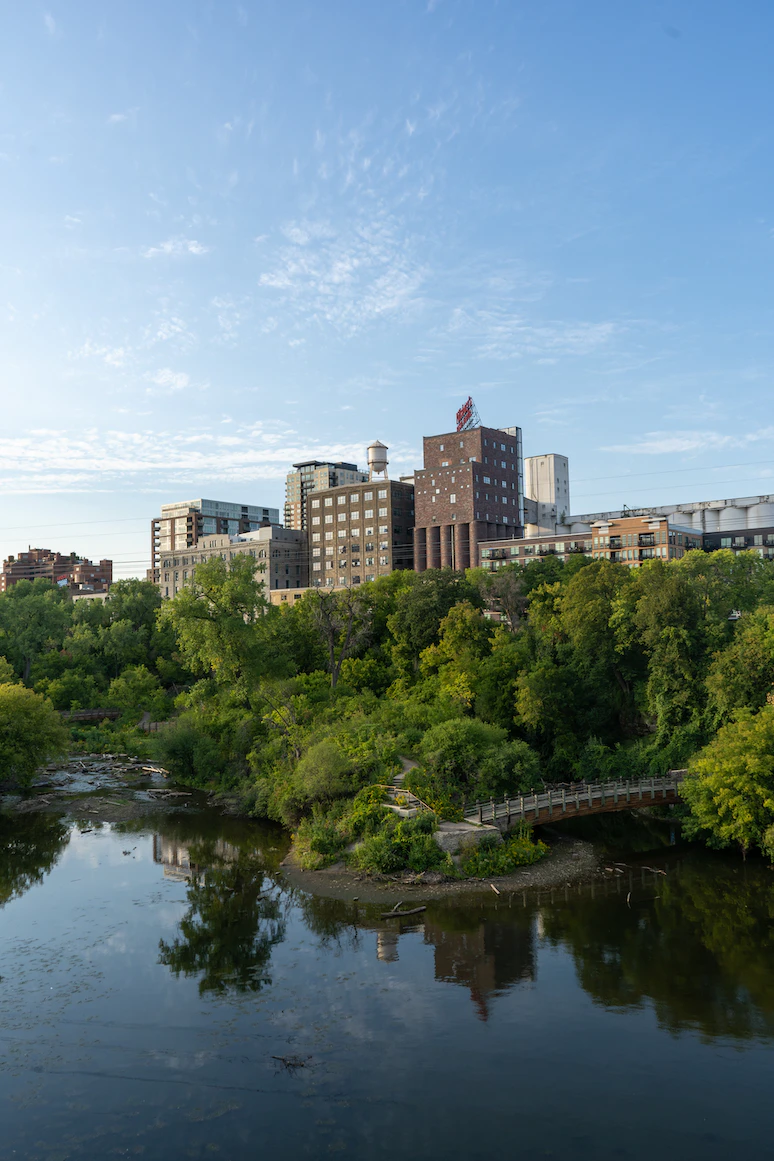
[540, 857, 774, 1040]
[158, 838, 286, 996]
[0, 812, 69, 907]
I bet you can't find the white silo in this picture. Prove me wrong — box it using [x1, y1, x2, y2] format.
[668, 510, 692, 528]
[718, 506, 745, 531]
[747, 502, 774, 528]
[571, 521, 592, 535]
[703, 508, 720, 533]
[691, 510, 705, 532]
[367, 439, 389, 481]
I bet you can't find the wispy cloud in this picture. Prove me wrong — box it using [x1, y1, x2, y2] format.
[447, 305, 619, 361]
[143, 237, 210, 258]
[258, 211, 426, 336]
[107, 107, 138, 125]
[43, 12, 58, 36]
[73, 341, 129, 368]
[145, 368, 193, 393]
[63, 215, 82, 229]
[0, 424, 417, 494]
[601, 427, 774, 455]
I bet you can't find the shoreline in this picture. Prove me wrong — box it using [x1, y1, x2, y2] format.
[279, 831, 602, 902]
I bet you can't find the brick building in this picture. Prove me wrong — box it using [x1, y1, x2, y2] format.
[0, 549, 113, 594]
[156, 523, 307, 600]
[413, 424, 524, 572]
[308, 476, 414, 587]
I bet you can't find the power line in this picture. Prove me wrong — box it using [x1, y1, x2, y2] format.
[573, 458, 774, 485]
[573, 475, 774, 504]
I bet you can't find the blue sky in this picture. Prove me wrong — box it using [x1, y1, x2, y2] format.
[2, 1, 774, 577]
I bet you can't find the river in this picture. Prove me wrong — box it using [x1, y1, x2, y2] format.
[1, 808, 773, 1160]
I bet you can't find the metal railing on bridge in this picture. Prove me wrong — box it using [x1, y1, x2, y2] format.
[463, 771, 687, 827]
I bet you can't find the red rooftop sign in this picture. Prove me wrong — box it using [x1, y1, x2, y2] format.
[456, 396, 475, 432]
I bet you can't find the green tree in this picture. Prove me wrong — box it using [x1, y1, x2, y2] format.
[0, 580, 71, 682]
[0, 812, 69, 907]
[0, 683, 69, 786]
[107, 665, 168, 722]
[681, 703, 774, 857]
[159, 555, 276, 693]
[388, 569, 481, 674]
[706, 607, 774, 724]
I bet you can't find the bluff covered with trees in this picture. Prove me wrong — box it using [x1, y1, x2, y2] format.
[0, 549, 773, 865]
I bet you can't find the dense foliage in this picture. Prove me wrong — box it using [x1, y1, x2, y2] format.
[1, 548, 773, 862]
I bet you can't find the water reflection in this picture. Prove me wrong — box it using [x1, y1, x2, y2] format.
[0, 810, 69, 907]
[156, 834, 287, 996]
[540, 856, 774, 1040]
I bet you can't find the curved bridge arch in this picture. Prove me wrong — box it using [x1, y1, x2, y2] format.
[464, 772, 687, 831]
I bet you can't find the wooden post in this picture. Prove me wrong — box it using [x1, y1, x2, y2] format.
[477, 801, 483, 824]
[490, 796, 495, 823]
[506, 798, 511, 826]
[614, 783, 619, 805]
[588, 784, 593, 807]
[519, 795, 524, 819]
[548, 789, 553, 818]
[562, 788, 566, 813]
[626, 783, 631, 804]
[533, 792, 539, 819]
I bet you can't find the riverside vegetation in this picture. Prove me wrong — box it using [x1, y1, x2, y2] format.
[1, 548, 774, 871]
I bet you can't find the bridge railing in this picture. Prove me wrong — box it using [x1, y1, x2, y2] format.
[463, 772, 687, 826]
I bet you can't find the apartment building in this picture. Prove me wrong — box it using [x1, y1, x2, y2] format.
[480, 531, 593, 569]
[413, 424, 525, 572]
[284, 460, 368, 530]
[590, 515, 702, 564]
[156, 523, 307, 599]
[0, 548, 113, 594]
[150, 497, 278, 583]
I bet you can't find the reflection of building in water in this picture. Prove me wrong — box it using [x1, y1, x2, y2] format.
[376, 930, 400, 963]
[423, 916, 536, 1022]
[152, 835, 244, 882]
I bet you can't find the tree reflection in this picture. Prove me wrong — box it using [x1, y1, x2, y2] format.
[540, 858, 774, 1040]
[158, 839, 286, 995]
[0, 811, 69, 907]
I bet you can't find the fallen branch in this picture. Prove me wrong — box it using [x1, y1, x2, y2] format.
[490, 884, 501, 895]
[380, 906, 427, 919]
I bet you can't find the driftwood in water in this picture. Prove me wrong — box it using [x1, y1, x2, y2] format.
[380, 906, 427, 919]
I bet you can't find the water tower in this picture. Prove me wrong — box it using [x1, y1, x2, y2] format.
[367, 440, 389, 481]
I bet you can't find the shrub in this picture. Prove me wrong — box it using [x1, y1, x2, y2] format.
[0, 683, 69, 787]
[349, 813, 453, 876]
[460, 827, 548, 878]
[153, 717, 223, 786]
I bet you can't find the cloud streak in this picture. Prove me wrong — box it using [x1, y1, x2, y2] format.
[143, 237, 210, 258]
[601, 428, 774, 455]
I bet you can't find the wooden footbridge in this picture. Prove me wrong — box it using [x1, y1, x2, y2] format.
[463, 771, 687, 830]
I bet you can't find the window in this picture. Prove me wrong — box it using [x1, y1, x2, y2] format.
[312, 533, 320, 543]
[378, 507, 387, 517]
[311, 499, 320, 509]
[351, 558, 360, 566]
[366, 574, 375, 582]
[500, 443, 505, 451]
[351, 526, 360, 537]
[324, 497, 333, 507]
[337, 529, 346, 538]
[365, 527, 374, 536]
[439, 443, 444, 451]
[501, 460, 506, 469]
[325, 514, 333, 524]
[379, 555, 388, 565]
[366, 557, 374, 566]
[338, 494, 346, 505]
[350, 493, 359, 502]
[312, 516, 320, 526]
[502, 496, 507, 505]
[337, 512, 346, 522]
[163, 572, 169, 582]
[483, 476, 491, 484]
[312, 562, 321, 571]
[363, 491, 373, 500]
[339, 576, 347, 585]
[312, 547, 321, 557]
[442, 460, 449, 467]
[450, 493, 456, 504]
[325, 532, 333, 541]
[378, 489, 387, 499]
[459, 440, 464, 447]
[379, 525, 388, 534]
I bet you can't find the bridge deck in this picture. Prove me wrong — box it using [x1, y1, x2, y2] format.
[464, 773, 686, 828]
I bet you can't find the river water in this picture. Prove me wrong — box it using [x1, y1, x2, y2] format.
[1, 809, 773, 1160]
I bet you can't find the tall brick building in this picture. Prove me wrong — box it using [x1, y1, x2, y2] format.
[413, 423, 524, 572]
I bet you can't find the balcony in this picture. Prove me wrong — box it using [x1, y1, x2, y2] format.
[638, 534, 655, 547]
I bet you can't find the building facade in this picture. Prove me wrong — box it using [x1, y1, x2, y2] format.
[307, 477, 414, 587]
[150, 497, 279, 583]
[284, 461, 368, 530]
[590, 515, 702, 564]
[0, 549, 113, 594]
[413, 424, 524, 572]
[156, 523, 307, 599]
[480, 531, 593, 570]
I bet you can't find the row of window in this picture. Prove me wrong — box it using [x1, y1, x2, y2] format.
[311, 489, 389, 508]
[312, 507, 388, 524]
